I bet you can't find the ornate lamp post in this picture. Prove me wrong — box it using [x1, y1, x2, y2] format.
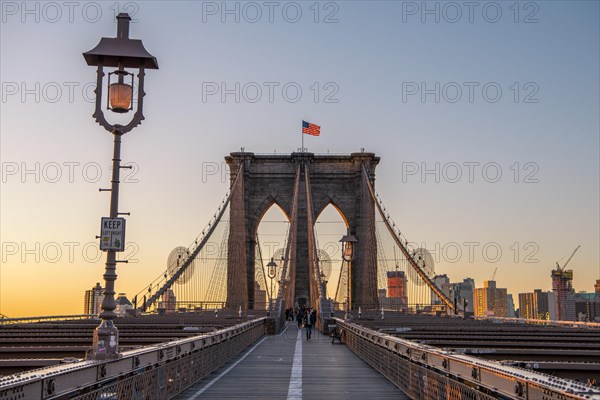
[320, 271, 328, 298]
[83, 13, 158, 359]
[340, 229, 357, 320]
[267, 257, 278, 313]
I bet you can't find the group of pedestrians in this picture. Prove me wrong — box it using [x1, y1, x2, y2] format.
[293, 305, 317, 340]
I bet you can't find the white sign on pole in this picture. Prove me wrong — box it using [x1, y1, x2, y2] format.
[100, 217, 126, 251]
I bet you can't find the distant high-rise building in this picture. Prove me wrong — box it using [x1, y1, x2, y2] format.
[594, 279, 600, 295]
[574, 292, 600, 322]
[551, 268, 576, 321]
[473, 280, 508, 317]
[431, 274, 450, 305]
[84, 282, 104, 315]
[474, 287, 485, 316]
[518, 292, 535, 319]
[507, 294, 516, 318]
[547, 291, 557, 320]
[387, 271, 408, 305]
[115, 293, 133, 317]
[518, 289, 556, 320]
[448, 278, 474, 312]
[534, 289, 555, 320]
[377, 288, 389, 310]
[158, 290, 176, 313]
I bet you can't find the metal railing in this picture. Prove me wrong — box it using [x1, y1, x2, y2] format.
[0, 318, 266, 400]
[335, 318, 600, 400]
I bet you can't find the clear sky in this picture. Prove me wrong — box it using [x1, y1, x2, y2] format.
[1, 1, 599, 317]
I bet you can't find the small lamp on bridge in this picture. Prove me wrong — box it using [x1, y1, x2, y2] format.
[340, 229, 357, 320]
[83, 13, 158, 360]
[267, 257, 278, 313]
[320, 271, 328, 298]
[340, 229, 357, 262]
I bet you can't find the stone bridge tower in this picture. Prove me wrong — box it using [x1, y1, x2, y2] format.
[225, 152, 379, 309]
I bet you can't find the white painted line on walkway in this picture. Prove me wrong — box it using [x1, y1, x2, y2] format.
[188, 336, 268, 399]
[286, 328, 303, 400]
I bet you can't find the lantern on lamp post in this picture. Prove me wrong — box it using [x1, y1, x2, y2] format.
[267, 257, 278, 313]
[340, 229, 357, 320]
[83, 13, 158, 359]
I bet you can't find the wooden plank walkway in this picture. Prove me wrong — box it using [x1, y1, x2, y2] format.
[176, 323, 409, 399]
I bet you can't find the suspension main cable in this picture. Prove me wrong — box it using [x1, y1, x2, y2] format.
[361, 164, 457, 314]
[139, 163, 243, 311]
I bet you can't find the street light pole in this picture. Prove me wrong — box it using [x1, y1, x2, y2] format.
[83, 13, 158, 359]
[346, 254, 351, 320]
[340, 229, 357, 320]
[267, 257, 278, 314]
[92, 132, 123, 357]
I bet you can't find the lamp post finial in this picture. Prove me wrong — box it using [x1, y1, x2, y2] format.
[116, 13, 131, 39]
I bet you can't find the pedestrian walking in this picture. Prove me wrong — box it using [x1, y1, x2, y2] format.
[296, 307, 304, 328]
[305, 307, 316, 340]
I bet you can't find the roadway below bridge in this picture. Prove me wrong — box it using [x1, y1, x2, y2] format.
[351, 313, 600, 383]
[0, 312, 267, 376]
[175, 323, 408, 399]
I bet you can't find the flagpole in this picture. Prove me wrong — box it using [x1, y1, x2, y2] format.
[302, 127, 304, 152]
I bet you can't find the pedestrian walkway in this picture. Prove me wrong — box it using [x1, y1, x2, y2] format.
[176, 323, 408, 399]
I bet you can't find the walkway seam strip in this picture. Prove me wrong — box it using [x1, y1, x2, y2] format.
[287, 328, 303, 400]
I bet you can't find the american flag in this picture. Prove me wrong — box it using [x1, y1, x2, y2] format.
[302, 120, 320, 136]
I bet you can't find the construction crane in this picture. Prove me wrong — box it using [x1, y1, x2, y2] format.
[490, 267, 498, 281]
[556, 245, 581, 271]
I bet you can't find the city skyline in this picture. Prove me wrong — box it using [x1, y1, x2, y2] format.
[1, 1, 599, 317]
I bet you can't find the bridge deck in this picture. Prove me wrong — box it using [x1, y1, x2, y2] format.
[175, 323, 408, 399]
